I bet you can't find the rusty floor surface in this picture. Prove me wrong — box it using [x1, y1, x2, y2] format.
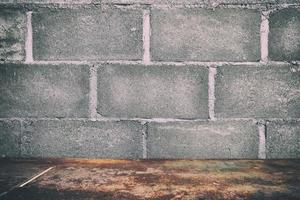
[0, 159, 299, 200]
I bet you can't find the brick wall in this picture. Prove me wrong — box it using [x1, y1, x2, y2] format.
[0, 0, 299, 159]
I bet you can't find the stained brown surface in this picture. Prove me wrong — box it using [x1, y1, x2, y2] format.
[1, 159, 300, 200]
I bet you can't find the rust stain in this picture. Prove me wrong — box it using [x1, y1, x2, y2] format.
[1, 159, 300, 200]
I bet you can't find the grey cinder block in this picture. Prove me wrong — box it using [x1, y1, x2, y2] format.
[97, 64, 209, 119]
[266, 121, 300, 159]
[269, 8, 300, 61]
[0, 64, 90, 118]
[21, 120, 143, 158]
[215, 65, 300, 118]
[151, 8, 260, 61]
[0, 8, 26, 61]
[32, 7, 143, 61]
[147, 120, 259, 159]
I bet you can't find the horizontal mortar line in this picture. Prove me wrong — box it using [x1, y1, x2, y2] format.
[151, 3, 300, 8]
[149, 61, 269, 66]
[24, 60, 143, 65]
[0, 117, 209, 122]
[0, 2, 299, 6]
[1, 117, 300, 122]
[95, 117, 212, 122]
[1, 60, 297, 66]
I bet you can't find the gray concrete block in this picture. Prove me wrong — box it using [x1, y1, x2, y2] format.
[266, 121, 300, 159]
[32, 7, 143, 61]
[21, 120, 143, 158]
[97, 64, 209, 119]
[269, 8, 300, 61]
[147, 120, 259, 159]
[151, 8, 260, 61]
[0, 8, 25, 61]
[215, 65, 300, 118]
[0, 120, 21, 157]
[0, 64, 89, 118]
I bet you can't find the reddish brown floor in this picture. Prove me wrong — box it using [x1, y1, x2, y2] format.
[0, 159, 299, 200]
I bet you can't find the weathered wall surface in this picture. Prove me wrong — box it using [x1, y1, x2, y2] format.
[0, 0, 299, 159]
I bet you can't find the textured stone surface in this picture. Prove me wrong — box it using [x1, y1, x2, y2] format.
[215, 65, 300, 118]
[21, 120, 143, 158]
[266, 121, 300, 159]
[32, 7, 143, 61]
[97, 64, 209, 119]
[147, 120, 259, 159]
[0, 64, 89, 118]
[269, 8, 300, 61]
[151, 8, 260, 62]
[1, 0, 299, 4]
[0, 120, 21, 157]
[0, 8, 25, 61]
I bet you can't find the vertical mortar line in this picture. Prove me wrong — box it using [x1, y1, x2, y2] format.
[89, 65, 98, 121]
[260, 11, 270, 62]
[142, 8, 150, 158]
[258, 122, 267, 159]
[208, 66, 217, 121]
[25, 11, 33, 63]
[143, 9, 151, 64]
[141, 121, 148, 159]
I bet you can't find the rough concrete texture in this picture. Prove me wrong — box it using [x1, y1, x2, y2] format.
[21, 120, 143, 158]
[266, 121, 300, 159]
[1, 0, 299, 5]
[0, 64, 89, 118]
[151, 8, 260, 62]
[97, 64, 209, 119]
[269, 8, 300, 61]
[32, 7, 143, 61]
[0, 8, 25, 61]
[147, 120, 258, 159]
[0, 120, 21, 157]
[215, 65, 300, 118]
